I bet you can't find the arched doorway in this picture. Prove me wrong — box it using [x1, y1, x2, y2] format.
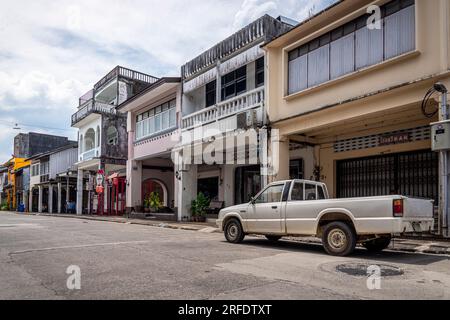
[141, 179, 168, 207]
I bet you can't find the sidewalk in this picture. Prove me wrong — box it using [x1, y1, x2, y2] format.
[26, 212, 220, 233]
[11, 211, 450, 256]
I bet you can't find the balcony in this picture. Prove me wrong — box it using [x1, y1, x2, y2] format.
[72, 100, 116, 127]
[79, 148, 100, 162]
[182, 87, 265, 132]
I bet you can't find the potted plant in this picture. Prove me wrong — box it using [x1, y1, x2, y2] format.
[191, 192, 209, 222]
[143, 197, 151, 213]
[149, 192, 162, 213]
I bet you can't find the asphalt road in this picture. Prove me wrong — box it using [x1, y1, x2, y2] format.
[0, 212, 449, 300]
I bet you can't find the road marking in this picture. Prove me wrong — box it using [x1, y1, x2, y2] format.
[10, 240, 152, 255]
[0, 224, 43, 229]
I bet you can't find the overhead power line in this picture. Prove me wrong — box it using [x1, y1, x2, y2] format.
[0, 119, 76, 132]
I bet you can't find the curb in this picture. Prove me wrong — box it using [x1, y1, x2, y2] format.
[19, 212, 222, 234]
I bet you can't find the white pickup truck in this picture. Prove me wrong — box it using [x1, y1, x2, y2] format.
[217, 179, 434, 256]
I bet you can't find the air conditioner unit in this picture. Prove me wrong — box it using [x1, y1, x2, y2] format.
[237, 110, 261, 129]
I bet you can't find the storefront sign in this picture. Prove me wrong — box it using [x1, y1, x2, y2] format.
[378, 133, 411, 146]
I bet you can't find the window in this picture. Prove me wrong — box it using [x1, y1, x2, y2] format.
[84, 128, 95, 151]
[205, 80, 216, 108]
[305, 184, 317, 201]
[290, 159, 304, 179]
[135, 99, 177, 140]
[40, 162, 49, 175]
[107, 126, 118, 145]
[31, 164, 40, 177]
[255, 57, 265, 88]
[255, 184, 284, 204]
[288, 0, 415, 95]
[221, 65, 247, 101]
[291, 182, 304, 201]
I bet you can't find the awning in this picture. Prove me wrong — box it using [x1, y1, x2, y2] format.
[107, 172, 119, 180]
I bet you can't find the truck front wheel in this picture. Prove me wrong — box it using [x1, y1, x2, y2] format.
[363, 236, 391, 252]
[224, 219, 245, 244]
[322, 222, 356, 256]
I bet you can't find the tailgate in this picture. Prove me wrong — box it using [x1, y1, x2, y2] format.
[403, 198, 434, 219]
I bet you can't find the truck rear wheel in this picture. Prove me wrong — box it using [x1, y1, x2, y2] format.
[322, 221, 356, 256]
[224, 219, 245, 244]
[363, 236, 391, 252]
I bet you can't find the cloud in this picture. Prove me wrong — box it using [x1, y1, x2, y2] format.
[0, 0, 337, 164]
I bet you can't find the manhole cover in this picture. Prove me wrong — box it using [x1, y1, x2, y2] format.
[336, 263, 404, 277]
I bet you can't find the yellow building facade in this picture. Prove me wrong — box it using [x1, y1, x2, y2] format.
[2, 157, 30, 210]
[264, 0, 450, 234]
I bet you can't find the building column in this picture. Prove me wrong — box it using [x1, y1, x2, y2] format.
[176, 163, 197, 221]
[221, 165, 234, 208]
[38, 185, 43, 213]
[29, 189, 33, 213]
[57, 182, 62, 213]
[23, 191, 28, 213]
[126, 159, 142, 213]
[48, 185, 53, 214]
[268, 132, 290, 183]
[76, 169, 84, 215]
[66, 177, 70, 213]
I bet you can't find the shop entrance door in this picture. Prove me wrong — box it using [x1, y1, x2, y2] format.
[337, 150, 438, 203]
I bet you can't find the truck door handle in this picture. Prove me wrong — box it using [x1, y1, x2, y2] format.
[272, 206, 278, 209]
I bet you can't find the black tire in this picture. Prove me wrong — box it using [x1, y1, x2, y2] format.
[322, 221, 356, 256]
[363, 236, 391, 252]
[224, 219, 245, 244]
[265, 235, 282, 242]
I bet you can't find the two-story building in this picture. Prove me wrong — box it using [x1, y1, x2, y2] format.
[264, 0, 450, 234]
[71, 66, 158, 215]
[118, 77, 181, 219]
[1, 157, 30, 211]
[173, 15, 294, 220]
[28, 142, 78, 214]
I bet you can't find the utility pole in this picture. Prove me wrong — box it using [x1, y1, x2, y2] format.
[432, 83, 449, 236]
[441, 86, 449, 237]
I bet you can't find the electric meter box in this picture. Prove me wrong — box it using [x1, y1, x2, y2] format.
[431, 120, 450, 151]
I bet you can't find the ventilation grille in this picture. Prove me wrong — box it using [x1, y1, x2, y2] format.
[334, 126, 430, 153]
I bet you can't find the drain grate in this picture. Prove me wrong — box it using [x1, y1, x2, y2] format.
[336, 263, 404, 277]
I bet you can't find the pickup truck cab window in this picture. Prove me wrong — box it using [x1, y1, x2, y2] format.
[291, 182, 304, 201]
[255, 184, 284, 204]
[305, 184, 317, 200]
[318, 186, 326, 200]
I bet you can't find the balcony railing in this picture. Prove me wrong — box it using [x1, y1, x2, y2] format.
[79, 148, 99, 162]
[182, 87, 264, 130]
[94, 66, 159, 92]
[72, 100, 116, 126]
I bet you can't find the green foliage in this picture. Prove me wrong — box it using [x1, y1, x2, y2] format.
[149, 192, 162, 211]
[191, 192, 210, 217]
[1, 204, 8, 211]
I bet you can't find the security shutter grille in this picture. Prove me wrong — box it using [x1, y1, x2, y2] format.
[336, 150, 438, 204]
[334, 126, 430, 153]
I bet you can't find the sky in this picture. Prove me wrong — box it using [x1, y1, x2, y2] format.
[0, 0, 336, 164]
